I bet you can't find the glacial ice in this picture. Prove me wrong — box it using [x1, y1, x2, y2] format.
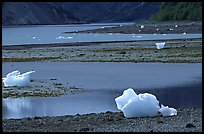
[155, 42, 165, 49]
[115, 88, 177, 118]
[159, 104, 177, 116]
[2, 70, 35, 87]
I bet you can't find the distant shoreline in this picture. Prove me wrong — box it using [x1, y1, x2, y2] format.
[2, 38, 202, 50]
[64, 22, 202, 34]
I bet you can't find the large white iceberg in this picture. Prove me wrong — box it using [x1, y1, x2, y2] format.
[115, 88, 177, 118]
[2, 70, 35, 87]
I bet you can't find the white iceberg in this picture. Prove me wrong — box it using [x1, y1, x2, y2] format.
[115, 88, 177, 118]
[159, 104, 177, 116]
[155, 42, 165, 49]
[2, 70, 35, 87]
[140, 25, 144, 29]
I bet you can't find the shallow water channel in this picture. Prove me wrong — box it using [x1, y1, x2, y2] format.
[2, 62, 202, 119]
[2, 24, 202, 46]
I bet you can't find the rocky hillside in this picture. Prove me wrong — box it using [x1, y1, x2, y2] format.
[2, 2, 80, 25]
[60, 2, 160, 23]
[2, 2, 160, 25]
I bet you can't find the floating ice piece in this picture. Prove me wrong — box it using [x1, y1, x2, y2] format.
[67, 36, 73, 39]
[156, 29, 159, 31]
[183, 32, 186, 34]
[140, 25, 144, 29]
[56, 36, 63, 39]
[115, 88, 177, 118]
[155, 42, 165, 49]
[115, 88, 160, 118]
[159, 104, 177, 116]
[32, 36, 36, 39]
[175, 25, 178, 28]
[56, 36, 73, 39]
[2, 70, 35, 87]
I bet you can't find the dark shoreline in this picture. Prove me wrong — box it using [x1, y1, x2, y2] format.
[64, 22, 202, 34]
[3, 108, 202, 132]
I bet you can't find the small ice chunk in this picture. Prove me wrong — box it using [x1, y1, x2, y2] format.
[183, 32, 186, 34]
[32, 36, 36, 39]
[2, 70, 35, 87]
[155, 42, 165, 49]
[67, 36, 73, 39]
[175, 25, 178, 28]
[140, 25, 144, 29]
[56, 36, 63, 39]
[159, 104, 177, 116]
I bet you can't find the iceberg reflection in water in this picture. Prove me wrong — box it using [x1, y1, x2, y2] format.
[2, 62, 202, 119]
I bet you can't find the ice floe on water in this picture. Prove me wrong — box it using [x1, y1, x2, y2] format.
[155, 42, 165, 49]
[115, 88, 177, 118]
[56, 36, 73, 39]
[2, 70, 35, 87]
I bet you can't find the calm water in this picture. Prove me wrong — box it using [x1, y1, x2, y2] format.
[2, 62, 202, 119]
[2, 23, 202, 46]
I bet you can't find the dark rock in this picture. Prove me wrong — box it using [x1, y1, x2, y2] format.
[50, 78, 57, 80]
[157, 120, 164, 123]
[105, 111, 112, 114]
[58, 119, 63, 122]
[79, 127, 90, 132]
[34, 116, 41, 119]
[186, 123, 196, 128]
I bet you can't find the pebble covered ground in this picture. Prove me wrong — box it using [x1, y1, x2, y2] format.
[3, 108, 202, 132]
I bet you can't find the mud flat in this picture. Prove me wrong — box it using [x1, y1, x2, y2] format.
[2, 80, 82, 98]
[2, 39, 202, 63]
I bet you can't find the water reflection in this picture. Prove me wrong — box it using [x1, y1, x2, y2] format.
[2, 81, 201, 119]
[3, 98, 32, 119]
